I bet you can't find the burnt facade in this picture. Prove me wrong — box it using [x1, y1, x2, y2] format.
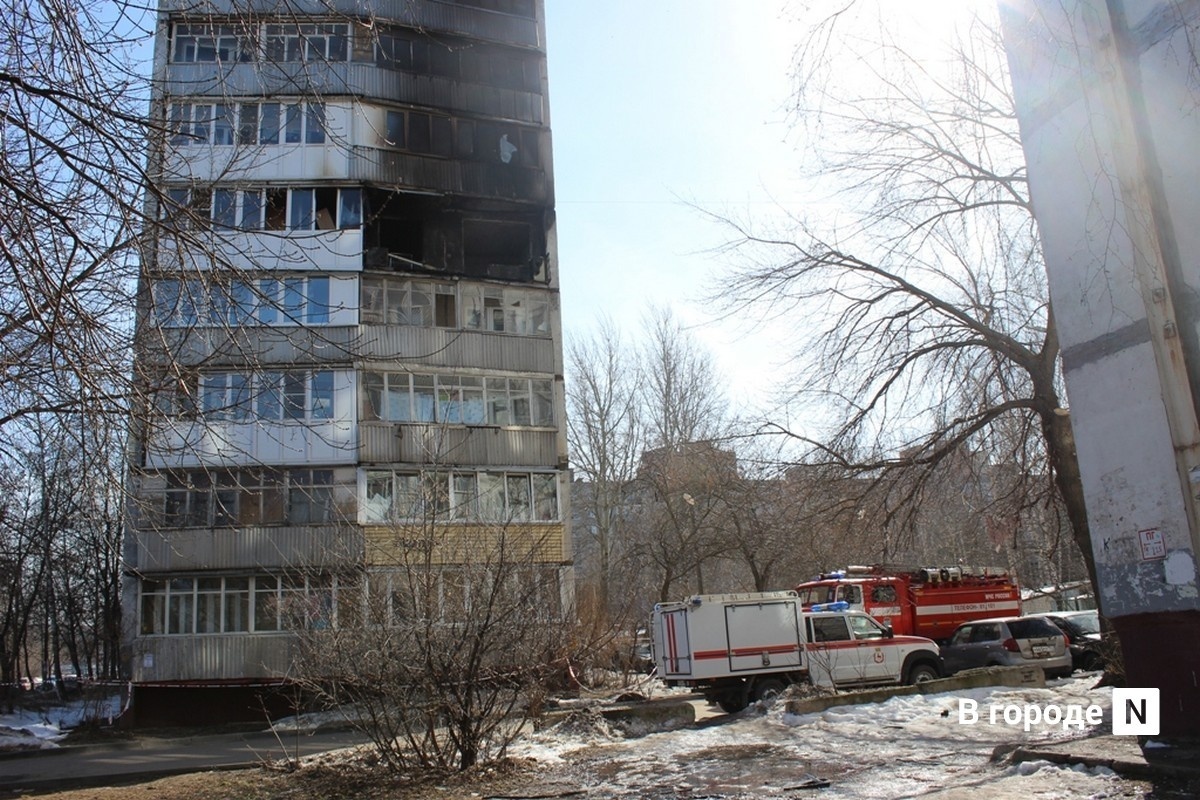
[126, 0, 569, 723]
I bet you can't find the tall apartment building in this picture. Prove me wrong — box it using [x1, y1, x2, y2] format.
[126, 0, 569, 724]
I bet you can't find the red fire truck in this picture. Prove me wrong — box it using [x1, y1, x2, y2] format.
[793, 564, 1022, 642]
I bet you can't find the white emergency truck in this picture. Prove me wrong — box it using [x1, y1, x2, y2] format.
[651, 591, 943, 712]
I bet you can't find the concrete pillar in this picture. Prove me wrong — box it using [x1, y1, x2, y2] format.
[999, 0, 1200, 740]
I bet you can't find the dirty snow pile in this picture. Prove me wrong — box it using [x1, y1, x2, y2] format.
[513, 676, 1158, 799]
[0, 693, 123, 751]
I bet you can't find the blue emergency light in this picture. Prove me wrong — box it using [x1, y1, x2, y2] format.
[810, 601, 850, 612]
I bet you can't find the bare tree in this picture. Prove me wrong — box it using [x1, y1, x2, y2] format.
[0, 0, 161, 690]
[641, 306, 726, 449]
[294, 510, 573, 771]
[630, 441, 738, 601]
[0, 0, 152, 433]
[716, 4, 1093, 588]
[565, 319, 643, 623]
[712, 443, 835, 592]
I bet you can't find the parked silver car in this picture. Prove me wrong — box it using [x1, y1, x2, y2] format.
[1029, 610, 1108, 672]
[940, 616, 1072, 679]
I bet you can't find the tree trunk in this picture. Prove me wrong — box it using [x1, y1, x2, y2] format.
[1041, 407, 1099, 595]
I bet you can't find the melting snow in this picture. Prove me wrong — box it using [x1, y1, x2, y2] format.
[513, 676, 1157, 798]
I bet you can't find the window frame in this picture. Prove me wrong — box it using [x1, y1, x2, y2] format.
[138, 573, 346, 636]
[154, 466, 341, 529]
[361, 469, 559, 523]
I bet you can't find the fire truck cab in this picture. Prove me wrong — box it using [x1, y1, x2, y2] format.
[794, 564, 1022, 642]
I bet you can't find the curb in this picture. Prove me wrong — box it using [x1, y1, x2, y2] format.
[784, 666, 1046, 716]
[1009, 744, 1158, 779]
[1010, 736, 1200, 782]
[536, 696, 697, 731]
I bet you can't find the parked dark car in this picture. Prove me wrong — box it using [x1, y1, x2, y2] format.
[940, 616, 1073, 679]
[1030, 610, 1107, 672]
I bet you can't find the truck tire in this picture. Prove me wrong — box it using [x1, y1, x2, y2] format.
[717, 690, 749, 713]
[753, 677, 787, 704]
[907, 662, 939, 685]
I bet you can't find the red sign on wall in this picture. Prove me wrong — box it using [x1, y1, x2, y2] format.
[1139, 528, 1166, 561]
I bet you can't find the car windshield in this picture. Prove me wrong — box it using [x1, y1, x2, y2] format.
[1008, 618, 1062, 639]
[1064, 612, 1100, 635]
[796, 586, 835, 605]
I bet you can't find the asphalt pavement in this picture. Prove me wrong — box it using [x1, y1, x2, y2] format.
[0, 727, 370, 794]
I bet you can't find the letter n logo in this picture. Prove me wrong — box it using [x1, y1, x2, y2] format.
[1112, 688, 1160, 735]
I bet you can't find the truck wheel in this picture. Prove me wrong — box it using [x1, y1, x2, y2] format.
[907, 663, 939, 685]
[717, 691, 749, 713]
[753, 678, 787, 704]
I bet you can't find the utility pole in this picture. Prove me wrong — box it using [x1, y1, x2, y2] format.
[999, 0, 1200, 741]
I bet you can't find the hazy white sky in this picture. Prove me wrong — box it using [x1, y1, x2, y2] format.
[544, 1, 808, 411]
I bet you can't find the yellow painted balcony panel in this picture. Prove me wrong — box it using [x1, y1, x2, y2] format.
[364, 522, 565, 566]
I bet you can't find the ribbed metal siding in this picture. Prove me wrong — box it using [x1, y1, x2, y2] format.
[135, 526, 363, 571]
[358, 326, 555, 372]
[165, 63, 545, 125]
[358, 422, 558, 466]
[132, 633, 296, 682]
[145, 326, 362, 370]
[162, 0, 541, 48]
[148, 327, 555, 371]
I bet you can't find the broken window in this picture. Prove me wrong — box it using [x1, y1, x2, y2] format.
[385, 110, 405, 148]
[360, 278, 453, 327]
[361, 278, 549, 334]
[361, 469, 557, 523]
[462, 285, 550, 335]
[434, 286, 456, 327]
[408, 112, 432, 153]
[265, 189, 287, 229]
[361, 370, 552, 428]
[462, 219, 531, 277]
[314, 188, 336, 230]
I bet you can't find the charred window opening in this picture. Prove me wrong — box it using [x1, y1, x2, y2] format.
[473, 121, 539, 167]
[435, 288, 456, 327]
[376, 29, 540, 93]
[315, 188, 338, 230]
[265, 189, 287, 230]
[463, 220, 531, 280]
[364, 190, 427, 268]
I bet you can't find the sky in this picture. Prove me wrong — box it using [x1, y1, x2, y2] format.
[543, 1, 809, 413]
[542, 1, 989, 421]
